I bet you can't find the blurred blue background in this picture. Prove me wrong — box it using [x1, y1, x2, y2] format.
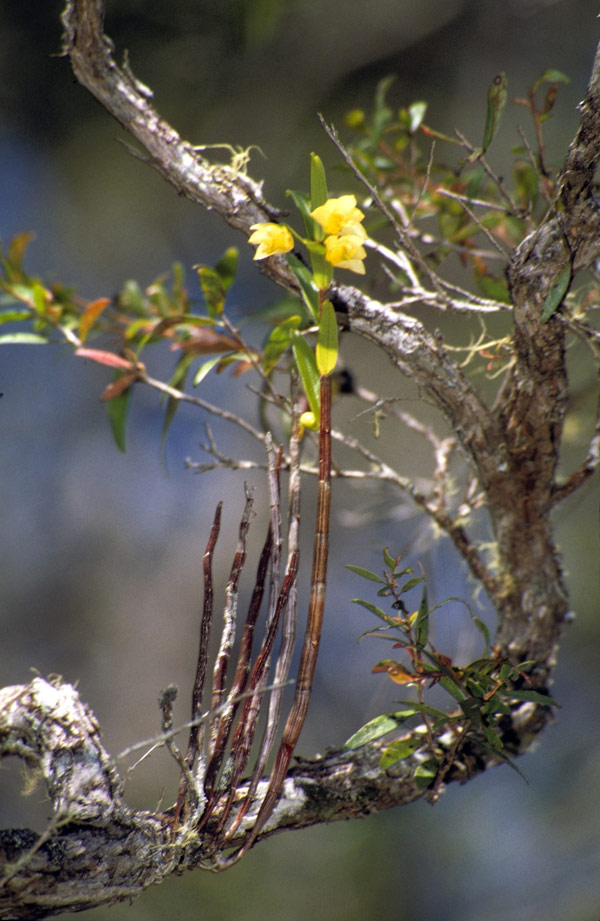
[1, 2, 600, 920]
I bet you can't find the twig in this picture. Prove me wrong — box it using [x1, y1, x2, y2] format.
[551, 395, 600, 503]
[434, 189, 511, 258]
[455, 130, 519, 214]
[235, 384, 302, 826]
[200, 497, 274, 814]
[138, 370, 266, 445]
[172, 502, 222, 832]
[319, 115, 448, 301]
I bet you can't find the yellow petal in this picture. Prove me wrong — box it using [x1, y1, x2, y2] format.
[324, 233, 367, 273]
[310, 195, 365, 235]
[248, 223, 293, 259]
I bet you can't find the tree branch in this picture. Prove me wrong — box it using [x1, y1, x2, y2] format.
[0, 677, 552, 919]
[60, 0, 297, 294]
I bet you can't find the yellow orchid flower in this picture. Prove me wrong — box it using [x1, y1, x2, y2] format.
[323, 230, 367, 275]
[248, 222, 293, 259]
[310, 194, 365, 235]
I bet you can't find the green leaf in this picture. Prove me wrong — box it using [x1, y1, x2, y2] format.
[372, 74, 395, 142]
[499, 689, 561, 708]
[171, 261, 186, 306]
[466, 164, 485, 198]
[383, 547, 397, 570]
[380, 736, 420, 769]
[351, 598, 394, 623]
[3, 232, 35, 280]
[414, 582, 429, 647]
[394, 699, 453, 722]
[474, 268, 511, 303]
[346, 565, 384, 583]
[540, 265, 571, 322]
[414, 758, 438, 789]
[286, 189, 323, 242]
[439, 675, 466, 702]
[472, 616, 491, 655]
[459, 696, 484, 723]
[196, 265, 226, 318]
[310, 152, 328, 210]
[291, 331, 320, 420]
[193, 355, 227, 386]
[263, 315, 302, 374]
[31, 282, 47, 314]
[482, 723, 503, 751]
[315, 300, 338, 376]
[0, 332, 48, 345]
[214, 247, 238, 293]
[106, 376, 132, 453]
[399, 575, 423, 594]
[482, 72, 508, 154]
[536, 69, 570, 88]
[343, 711, 418, 750]
[160, 354, 195, 451]
[6, 283, 37, 306]
[0, 309, 33, 324]
[285, 254, 320, 320]
[117, 279, 147, 315]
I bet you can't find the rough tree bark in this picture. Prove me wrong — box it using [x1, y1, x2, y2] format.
[1, 1, 599, 917]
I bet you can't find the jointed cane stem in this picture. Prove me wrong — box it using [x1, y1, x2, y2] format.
[223, 295, 333, 864]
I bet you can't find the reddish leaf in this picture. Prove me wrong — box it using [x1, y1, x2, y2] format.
[172, 328, 239, 355]
[230, 359, 253, 377]
[79, 297, 111, 343]
[372, 660, 417, 685]
[100, 372, 137, 401]
[75, 348, 137, 370]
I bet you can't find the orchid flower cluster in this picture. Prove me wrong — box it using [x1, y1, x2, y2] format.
[246, 156, 369, 432]
[248, 193, 368, 275]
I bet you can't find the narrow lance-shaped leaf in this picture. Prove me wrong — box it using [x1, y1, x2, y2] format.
[383, 547, 397, 570]
[351, 598, 395, 623]
[161, 353, 195, 450]
[197, 267, 224, 317]
[5, 232, 35, 278]
[214, 247, 238, 293]
[0, 332, 48, 345]
[0, 309, 33, 325]
[414, 582, 429, 648]
[310, 152, 328, 210]
[343, 711, 418, 751]
[286, 189, 323, 243]
[193, 355, 226, 386]
[414, 759, 438, 789]
[482, 72, 508, 154]
[105, 374, 133, 453]
[75, 348, 137, 370]
[372, 660, 416, 685]
[291, 331, 320, 422]
[79, 297, 111, 343]
[263, 315, 302, 375]
[540, 265, 571, 323]
[346, 564, 384, 583]
[315, 299, 338, 377]
[498, 689, 561, 707]
[380, 737, 421, 770]
[308, 154, 333, 288]
[286, 253, 320, 320]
